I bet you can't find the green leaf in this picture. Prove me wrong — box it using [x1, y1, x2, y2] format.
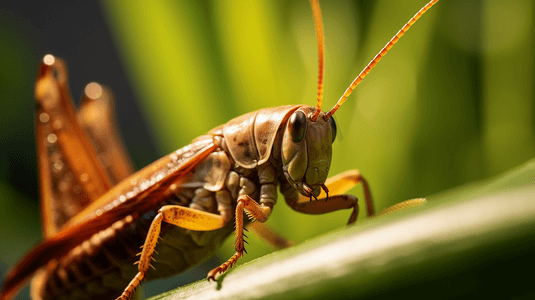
[149, 158, 535, 299]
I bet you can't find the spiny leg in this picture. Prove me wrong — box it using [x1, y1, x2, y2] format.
[286, 169, 372, 224]
[116, 206, 228, 300]
[297, 169, 424, 220]
[297, 170, 373, 217]
[315, 169, 373, 216]
[247, 171, 362, 248]
[248, 222, 295, 249]
[318, 170, 425, 217]
[289, 194, 360, 225]
[207, 195, 272, 281]
[378, 198, 427, 216]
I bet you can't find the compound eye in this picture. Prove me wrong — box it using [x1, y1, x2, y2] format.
[328, 116, 337, 143]
[289, 111, 307, 143]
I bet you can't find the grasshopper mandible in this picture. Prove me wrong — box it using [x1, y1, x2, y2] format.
[0, 0, 438, 299]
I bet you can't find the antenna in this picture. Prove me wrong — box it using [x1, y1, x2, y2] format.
[309, 0, 325, 122]
[325, 0, 439, 119]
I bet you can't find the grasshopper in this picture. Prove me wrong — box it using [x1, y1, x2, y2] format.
[0, 0, 437, 299]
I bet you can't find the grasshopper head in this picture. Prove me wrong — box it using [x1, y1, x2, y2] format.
[281, 0, 437, 198]
[281, 106, 336, 198]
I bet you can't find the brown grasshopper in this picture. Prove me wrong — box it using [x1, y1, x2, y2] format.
[0, 0, 437, 299]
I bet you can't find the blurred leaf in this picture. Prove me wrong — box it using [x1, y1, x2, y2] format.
[149, 158, 535, 299]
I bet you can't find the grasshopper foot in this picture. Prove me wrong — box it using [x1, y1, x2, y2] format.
[207, 251, 243, 281]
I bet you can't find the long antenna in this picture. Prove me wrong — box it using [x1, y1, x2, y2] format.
[325, 0, 439, 119]
[309, 0, 325, 122]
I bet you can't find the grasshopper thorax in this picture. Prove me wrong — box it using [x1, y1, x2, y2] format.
[282, 106, 336, 198]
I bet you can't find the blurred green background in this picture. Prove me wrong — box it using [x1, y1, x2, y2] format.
[1, 0, 534, 299]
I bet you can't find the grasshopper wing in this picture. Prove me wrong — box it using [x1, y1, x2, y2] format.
[77, 81, 135, 186]
[1, 137, 216, 300]
[3, 58, 218, 299]
[35, 55, 117, 237]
